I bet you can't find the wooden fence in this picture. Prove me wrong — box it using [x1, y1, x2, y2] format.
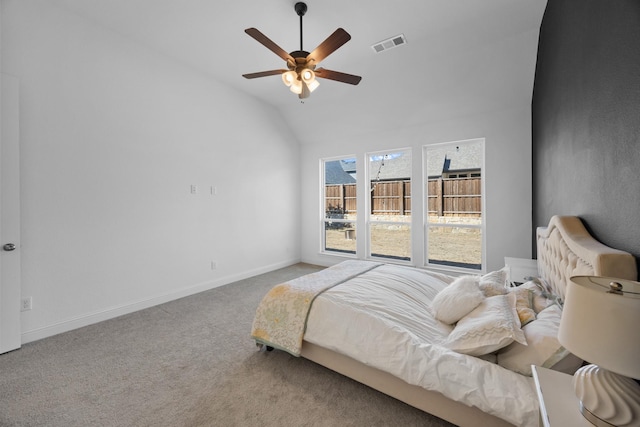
[371, 181, 412, 215]
[427, 177, 481, 216]
[325, 177, 481, 217]
[325, 182, 357, 214]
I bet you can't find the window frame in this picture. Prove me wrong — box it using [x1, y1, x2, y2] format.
[319, 155, 358, 258]
[366, 148, 413, 263]
[423, 138, 485, 273]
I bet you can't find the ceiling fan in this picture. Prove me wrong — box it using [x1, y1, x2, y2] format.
[242, 2, 362, 99]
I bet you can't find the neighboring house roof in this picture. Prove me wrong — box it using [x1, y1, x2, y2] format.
[325, 160, 356, 184]
[426, 143, 482, 178]
[328, 144, 481, 184]
[370, 152, 412, 181]
[340, 159, 356, 175]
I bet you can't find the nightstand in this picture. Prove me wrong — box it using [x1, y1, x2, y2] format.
[532, 365, 592, 427]
[504, 257, 538, 285]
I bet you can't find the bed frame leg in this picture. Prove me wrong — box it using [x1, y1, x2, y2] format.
[255, 343, 275, 352]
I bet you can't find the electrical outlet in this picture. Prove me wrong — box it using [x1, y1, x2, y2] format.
[211, 261, 217, 270]
[190, 184, 198, 194]
[21, 297, 32, 312]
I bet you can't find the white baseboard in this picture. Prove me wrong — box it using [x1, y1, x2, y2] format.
[21, 258, 300, 345]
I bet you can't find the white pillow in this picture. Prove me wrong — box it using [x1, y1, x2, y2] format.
[497, 304, 580, 376]
[479, 267, 509, 296]
[480, 267, 508, 285]
[444, 293, 527, 356]
[431, 276, 484, 325]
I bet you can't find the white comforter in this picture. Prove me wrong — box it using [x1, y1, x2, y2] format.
[303, 264, 539, 427]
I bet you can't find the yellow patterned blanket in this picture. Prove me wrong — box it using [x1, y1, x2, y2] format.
[251, 260, 382, 356]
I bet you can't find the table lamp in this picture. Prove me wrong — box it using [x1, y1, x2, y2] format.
[558, 275, 640, 427]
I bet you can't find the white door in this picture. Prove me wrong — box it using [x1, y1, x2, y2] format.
[0, 73, 21, 354]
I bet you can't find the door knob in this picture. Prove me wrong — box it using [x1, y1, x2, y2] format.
[3, 243, 16, 251]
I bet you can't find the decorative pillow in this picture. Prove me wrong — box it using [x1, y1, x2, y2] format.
[478, 267, 509, 297]
[508, 287, 537, 326]
[526, 276, 564, 304]
[497, 304, 581, 376]
[444, 293, 527, 356]
[527, 276, 553, 293]
[431, 276, 484, 325]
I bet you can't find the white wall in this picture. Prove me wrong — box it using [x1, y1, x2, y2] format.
[2, 1, 300, 342]
[301, 107, 533, 273]
[1, 0, 539, 342]
[300, 30, 539, 273]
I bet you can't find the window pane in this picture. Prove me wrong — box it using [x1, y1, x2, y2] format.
[369, 151, 411, 219]
[324, 222, 356, 254]
[324, 158, 356, 218]
[370, 222, 411, 260]
[427, 225, 482, 269]
[369, 149, 411, 261]
[425, 139, 483, 269]
[323, 157, 356, 255]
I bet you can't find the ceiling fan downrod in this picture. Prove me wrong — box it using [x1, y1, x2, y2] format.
[295, 2, 307, 52]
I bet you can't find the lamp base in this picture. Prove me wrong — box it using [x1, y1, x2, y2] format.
[573, 364, 640, 427]
[579, 402, 617, 427]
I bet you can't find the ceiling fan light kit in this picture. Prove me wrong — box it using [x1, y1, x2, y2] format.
[242, 2, 361, 99]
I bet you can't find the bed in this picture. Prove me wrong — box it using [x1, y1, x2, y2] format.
[251, 215, 637, 427]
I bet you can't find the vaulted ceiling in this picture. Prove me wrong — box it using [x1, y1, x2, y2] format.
[49, 0, 547, 144]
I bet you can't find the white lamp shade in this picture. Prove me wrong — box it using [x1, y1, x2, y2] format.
[300, 68, 319, 92]
[558, 276, 640, 379]
[282, 71, 297, 87]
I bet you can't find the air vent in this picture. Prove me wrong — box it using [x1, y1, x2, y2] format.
[372, 34, 407, 53]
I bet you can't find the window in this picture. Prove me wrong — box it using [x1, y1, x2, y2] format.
[321, 157, 357, 255]
[424, 139, 484, 270]
[368, 149, 411, 261]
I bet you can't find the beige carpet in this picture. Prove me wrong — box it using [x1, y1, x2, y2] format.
[0, 263, 455, 427]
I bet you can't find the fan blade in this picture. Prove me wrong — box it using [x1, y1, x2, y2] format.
[243, 70, 287, 79]
[307, 28, 351, 64]
[245, 28, 293, 62]
[315, 68, 362, 85]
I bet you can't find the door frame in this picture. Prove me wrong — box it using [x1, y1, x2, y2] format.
[1, 73, 22, 353]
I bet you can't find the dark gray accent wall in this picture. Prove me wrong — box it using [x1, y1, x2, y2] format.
[532, 0, 640, 277]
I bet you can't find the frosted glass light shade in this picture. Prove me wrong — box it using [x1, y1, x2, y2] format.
[281, 71, 296, 87]
[289, 78, 302, 94]
[307, 79, 319, 92]
[301, 68, 313, 81]
[301, 68, 319, 92]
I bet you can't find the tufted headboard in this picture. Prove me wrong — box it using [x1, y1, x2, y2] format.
[536, 215, 637, 300]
